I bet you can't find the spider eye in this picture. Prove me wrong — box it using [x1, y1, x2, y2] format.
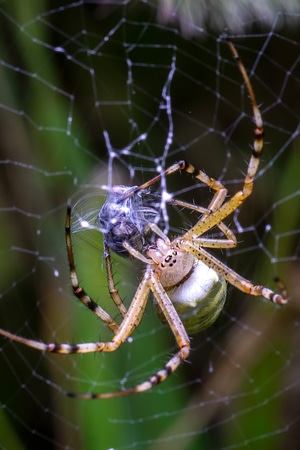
[163, 251, 178, 267]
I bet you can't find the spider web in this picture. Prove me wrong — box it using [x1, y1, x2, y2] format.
[1, 2, 300, 450]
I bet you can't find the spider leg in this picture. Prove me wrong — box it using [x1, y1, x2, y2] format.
[169, 162, 237, 242]
[1, 207, 148, 352]
[188, 193, 237, 247]
[118, 161, 187, 202]
[183, 40, 264, 240]
[67, 267, 190, 399]
[105, 44, 261, 249]
[117, 158, 226, 207]
[191, 232, 236, 249]
[171, 189, 237, 248]
[181, 241, 287, 305]
[0, 272, 151, 357]
[66, 206, 120, 332]
[104, 243, 128, 318]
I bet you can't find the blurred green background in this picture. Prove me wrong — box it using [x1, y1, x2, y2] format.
[0, 1, 300, 450]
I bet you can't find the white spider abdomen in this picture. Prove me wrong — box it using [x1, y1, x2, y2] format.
[158, 259, 227, 334]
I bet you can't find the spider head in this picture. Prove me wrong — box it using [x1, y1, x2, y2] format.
[147, 238, 194, 288]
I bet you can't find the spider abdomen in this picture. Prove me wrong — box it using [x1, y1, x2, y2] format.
[164, 260, 226, 334]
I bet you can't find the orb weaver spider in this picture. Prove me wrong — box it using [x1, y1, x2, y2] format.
[0, 41, 287, 399]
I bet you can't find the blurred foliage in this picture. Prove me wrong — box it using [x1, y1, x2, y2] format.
[0, 1, 300, 450]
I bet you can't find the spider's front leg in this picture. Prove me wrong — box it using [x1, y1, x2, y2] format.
[181, 41, 265, 239]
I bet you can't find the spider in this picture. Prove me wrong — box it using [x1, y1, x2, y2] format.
[0, 41, 287, 399]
